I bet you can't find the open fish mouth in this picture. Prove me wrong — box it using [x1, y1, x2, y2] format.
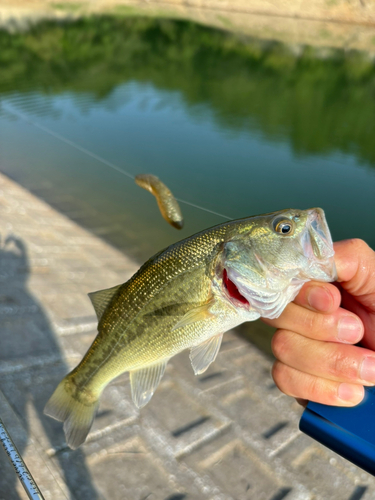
[223, 263, 300, 319]
[301, 208, 337, 281]
[222, 268, 250, 307]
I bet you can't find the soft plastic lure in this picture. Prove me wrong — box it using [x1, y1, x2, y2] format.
[135, 174, 184, 229]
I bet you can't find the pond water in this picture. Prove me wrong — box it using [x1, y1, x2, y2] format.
[1, 16, 375, 265]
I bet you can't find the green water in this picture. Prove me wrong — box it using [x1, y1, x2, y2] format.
[1, 16, 375, 266]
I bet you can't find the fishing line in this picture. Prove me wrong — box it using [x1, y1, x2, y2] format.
[174, 198, 232, 220]
[2, 106, 134, 180]
[2, 105, 232, 221]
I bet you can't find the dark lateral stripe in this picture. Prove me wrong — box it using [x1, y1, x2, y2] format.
[172, 417, 210, 437]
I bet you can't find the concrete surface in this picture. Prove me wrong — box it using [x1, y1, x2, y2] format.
[0, 172, 374, 500]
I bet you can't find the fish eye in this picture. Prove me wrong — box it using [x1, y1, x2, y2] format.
[272, 217, 294, 236]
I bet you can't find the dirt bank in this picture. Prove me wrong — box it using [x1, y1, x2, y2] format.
[1, 0, 375, 53]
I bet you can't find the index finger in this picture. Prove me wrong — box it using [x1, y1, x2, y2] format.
[263, 301, 364, 344]
[293, 281, 341, 314]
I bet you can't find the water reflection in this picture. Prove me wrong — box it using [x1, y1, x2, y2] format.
[0, 236, 99, 499]
[0, 16, 374, 261]
[1, 17, 375, 164]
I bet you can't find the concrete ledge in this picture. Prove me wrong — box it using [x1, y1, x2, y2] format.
[0, 173, 375, 498]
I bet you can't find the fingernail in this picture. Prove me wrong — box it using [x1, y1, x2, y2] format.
[337, 316, 363, 343]
[338, 383, 364, 403]
[307, 287, 331, 312]
[360, 357, 375, 384]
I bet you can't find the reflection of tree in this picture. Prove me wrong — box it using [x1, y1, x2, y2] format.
[1, 17, 375, 165]
[0, 236, 99, 499]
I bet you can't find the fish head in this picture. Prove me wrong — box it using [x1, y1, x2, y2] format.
[218, 208, 337, 319]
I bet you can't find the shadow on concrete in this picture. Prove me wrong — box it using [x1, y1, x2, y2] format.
[0, 235, 99, 499]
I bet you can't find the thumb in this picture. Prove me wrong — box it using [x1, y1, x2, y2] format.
[334, 239, 375, 350]
[334, 239, 375, 308]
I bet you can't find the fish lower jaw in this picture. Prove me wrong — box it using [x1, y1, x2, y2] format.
[304, 257, 337, 282]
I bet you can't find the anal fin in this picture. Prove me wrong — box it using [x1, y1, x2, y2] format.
[190, 334, 223, 375]
[130, 360, 168, 409]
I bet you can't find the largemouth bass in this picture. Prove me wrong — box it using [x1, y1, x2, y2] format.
[135, 174, 184, 229]
[44, 208, 336, 449]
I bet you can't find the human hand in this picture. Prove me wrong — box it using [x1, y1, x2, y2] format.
[263, 239, 375, 407]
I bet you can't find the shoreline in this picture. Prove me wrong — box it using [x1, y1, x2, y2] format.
[1, 0, 375, 54]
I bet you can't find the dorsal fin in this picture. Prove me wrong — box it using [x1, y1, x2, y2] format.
[88, 284, 122, 321]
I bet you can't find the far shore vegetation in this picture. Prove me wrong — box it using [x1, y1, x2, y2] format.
[1, 16, 375, 165]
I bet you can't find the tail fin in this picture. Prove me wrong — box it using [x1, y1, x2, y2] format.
[44, 377, 99, 450]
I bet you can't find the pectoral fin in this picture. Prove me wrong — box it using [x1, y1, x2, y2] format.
[88, 284, 121, 321]
[130, 361, 168, 408]
[172, 300, 215, 331]
[190, 334, 223, 375]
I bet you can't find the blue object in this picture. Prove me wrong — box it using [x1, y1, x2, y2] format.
[299, 386, 375, 475]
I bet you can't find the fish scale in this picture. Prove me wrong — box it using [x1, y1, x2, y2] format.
[44, 208, 336, 449]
